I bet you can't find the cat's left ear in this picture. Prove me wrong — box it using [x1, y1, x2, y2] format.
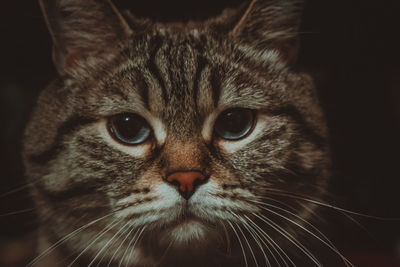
[214, 0, 303, 65]
[40, 0, 133, 77]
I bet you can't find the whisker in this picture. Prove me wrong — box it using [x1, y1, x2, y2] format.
[118, 226, 143, 267]
[106, 225, 136, 267]
[254, 213, 322, 265]
[261, 189, 400, 220]
[68, 218, 122, 267]
[234, 221, 259, 267]
[227, 220, 248, 267]
[234, 214, 271, 267]
[89, 220, 132, 267]
[245, 220, 277, 267]
[251, 200, 353, 266]
[262, 190, 395, 263]
[245, 215, 292, 267]
[155, 239, 175, 267]
[26, 212, 116, 267]
[125, 226, 146, 266]
[220, 220, 232, 255]
[0, 179, 41, 198]
[262, 196, 299, 214]
[0, 208, 35, 217]
[340, 211, 379, 243]
[252, 199, 336, 248]
[97, 223, 135, 266]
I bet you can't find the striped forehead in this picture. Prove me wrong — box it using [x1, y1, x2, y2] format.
[96, 33, 283, 138]
[148, 35, 204, 118]
[120, 34, 219, 136]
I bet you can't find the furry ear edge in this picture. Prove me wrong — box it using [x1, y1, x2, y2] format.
[220, 0, 304, 65]
[106, 0, 133, 36]
[39, 0, 132, 77]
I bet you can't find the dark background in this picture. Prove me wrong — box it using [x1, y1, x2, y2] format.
[1, 0, 399, 266]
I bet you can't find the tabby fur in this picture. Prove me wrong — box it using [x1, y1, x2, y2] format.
[23, 0, 335, 266]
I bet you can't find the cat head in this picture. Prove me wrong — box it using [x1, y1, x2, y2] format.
[24, 0, 330, 265]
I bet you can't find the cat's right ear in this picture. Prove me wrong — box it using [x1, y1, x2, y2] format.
[39, 0, 133, 78]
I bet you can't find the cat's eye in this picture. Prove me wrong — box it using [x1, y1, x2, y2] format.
[108, 113, 151, 145]
[214, 108, 255, 140]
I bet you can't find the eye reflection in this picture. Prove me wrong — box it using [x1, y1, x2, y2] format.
[214, 108, 255, 140]
[108, 113, 151, 145]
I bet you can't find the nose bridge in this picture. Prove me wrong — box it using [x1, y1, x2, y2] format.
[162, 139, 206, 173]
[161, 137, 210, 200]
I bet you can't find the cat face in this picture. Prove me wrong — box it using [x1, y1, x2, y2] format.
[24, 0, 331, 266]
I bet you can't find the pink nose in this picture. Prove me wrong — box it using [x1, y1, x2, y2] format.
[166, 171, 207, 199]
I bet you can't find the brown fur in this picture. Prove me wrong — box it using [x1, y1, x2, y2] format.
[23, 0, 336, 266]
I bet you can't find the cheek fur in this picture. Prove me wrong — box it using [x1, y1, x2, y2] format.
[190, 180, 260, 221]
[114, 183, 184, 226]
[23, 0, 334, 264]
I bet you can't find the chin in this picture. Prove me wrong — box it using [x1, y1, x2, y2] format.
[140, 218, 226, 265]
[167, 219, 208, 244]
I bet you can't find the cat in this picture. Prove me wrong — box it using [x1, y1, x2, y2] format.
[23, 0, 339, 266]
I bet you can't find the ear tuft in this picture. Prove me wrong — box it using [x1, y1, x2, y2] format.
[210, 0, 304, 65]
[40, 0, 132, 77]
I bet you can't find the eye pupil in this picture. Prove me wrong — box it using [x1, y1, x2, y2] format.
[214, 108, 254, 140]
[108, 113, 151, 145]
